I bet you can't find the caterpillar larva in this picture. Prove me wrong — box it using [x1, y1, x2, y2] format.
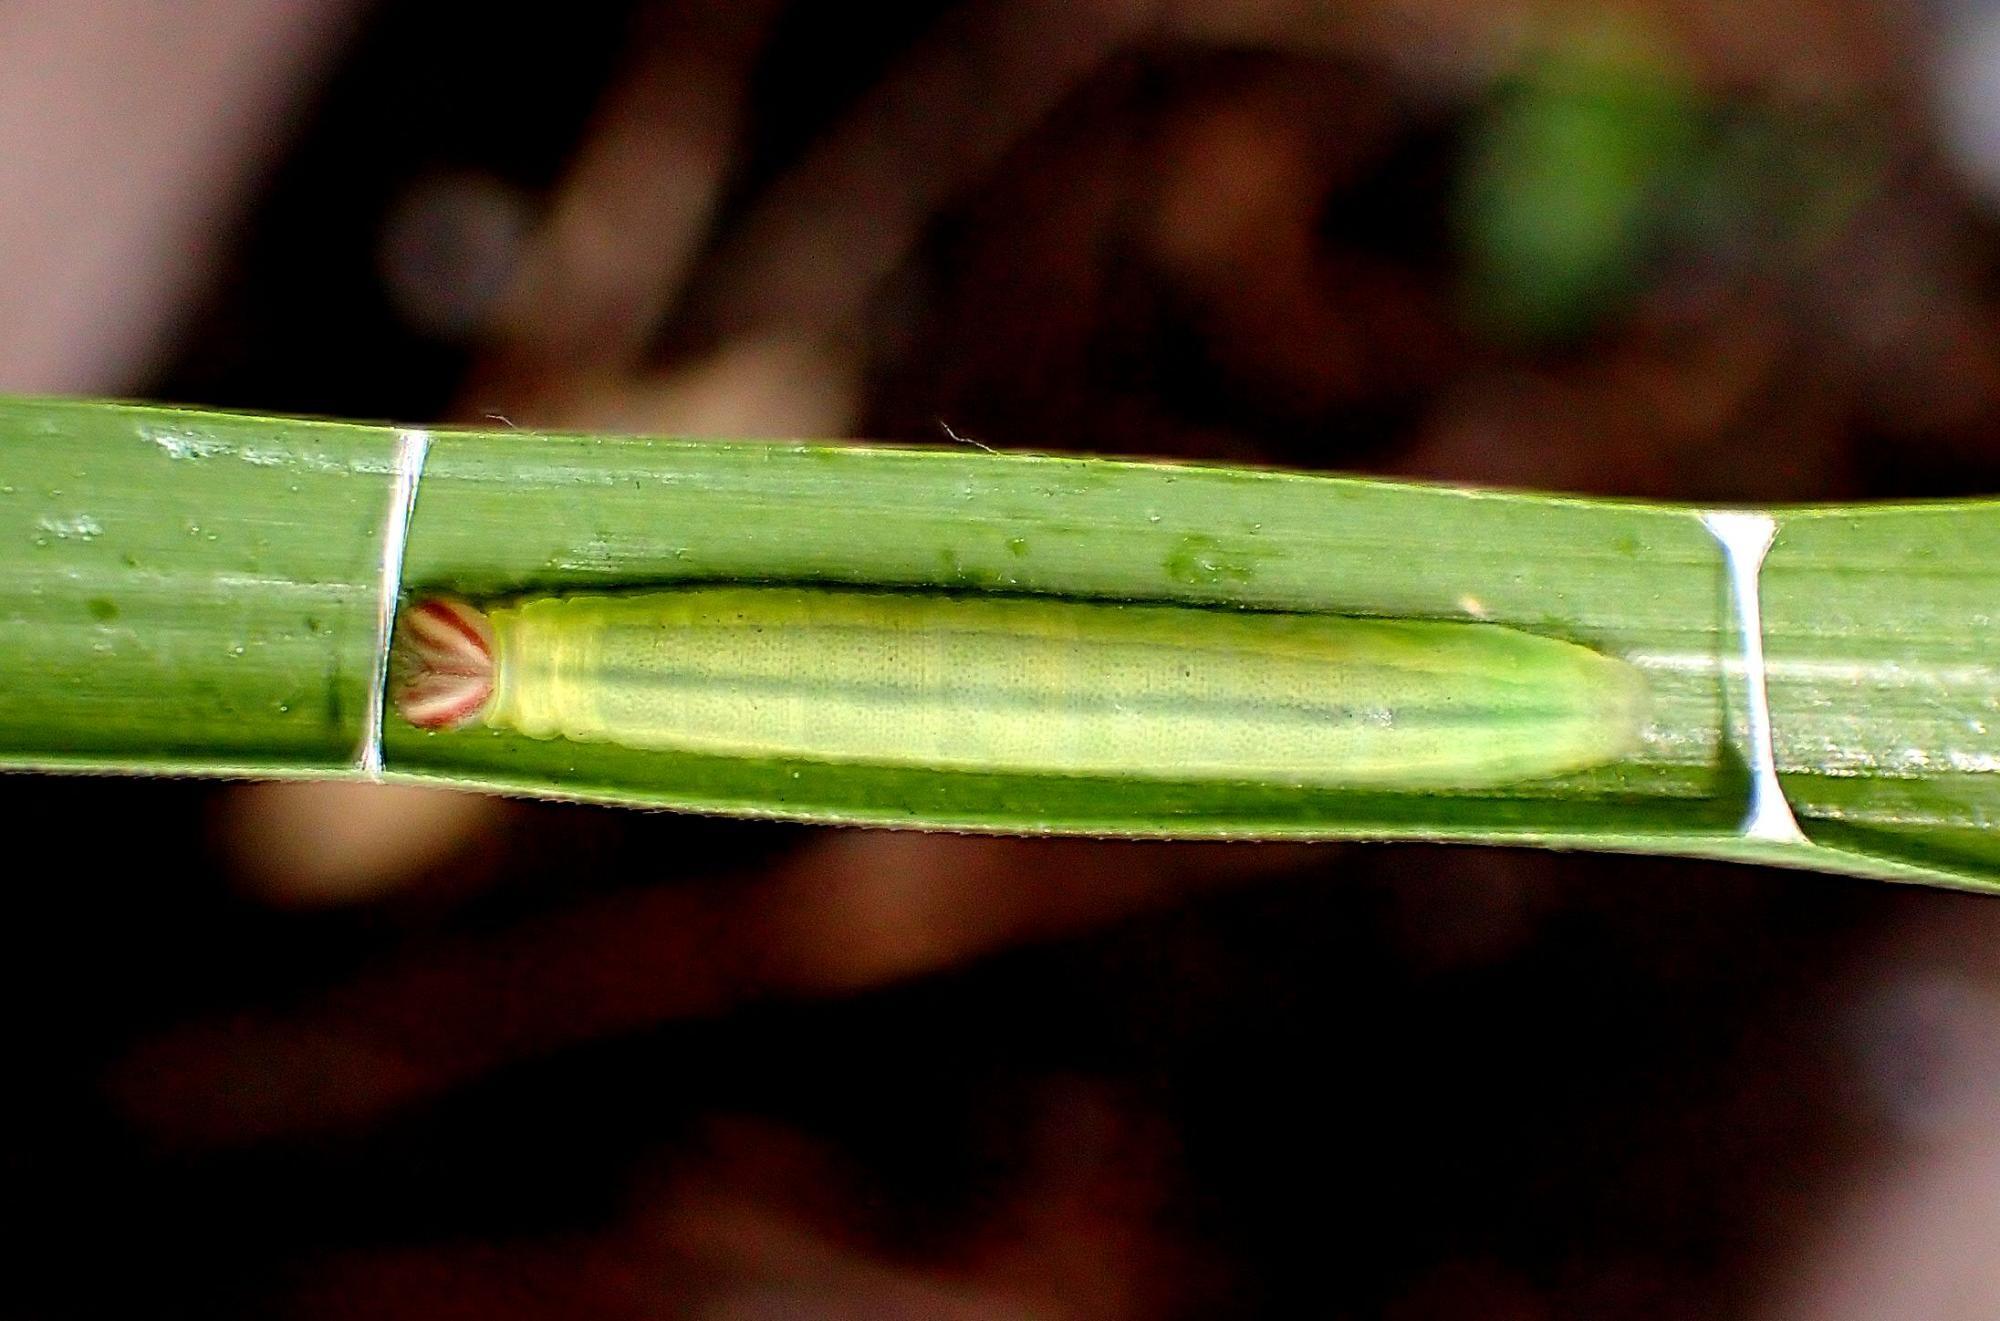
[392, 588, 1649, 788]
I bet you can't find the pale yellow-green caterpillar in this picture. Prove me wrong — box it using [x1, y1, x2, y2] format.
[393, 588, 1649, 787]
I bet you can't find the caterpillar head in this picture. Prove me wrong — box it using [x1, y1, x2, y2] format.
[392, 596, 495, 730]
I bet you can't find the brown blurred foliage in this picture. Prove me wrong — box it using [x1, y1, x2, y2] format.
[8, 0, 2000, 1316]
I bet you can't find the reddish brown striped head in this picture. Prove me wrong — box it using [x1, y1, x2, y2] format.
[392, 597, 496, 730]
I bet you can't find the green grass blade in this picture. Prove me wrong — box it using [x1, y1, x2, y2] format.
[3, 395, 1996, 891]
[1, 400, 395, 769]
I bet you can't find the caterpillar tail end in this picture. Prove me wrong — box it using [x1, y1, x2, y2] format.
[391, 596, 495, 730]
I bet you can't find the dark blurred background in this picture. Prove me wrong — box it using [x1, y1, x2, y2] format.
[7, 1, 2000, 1316]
